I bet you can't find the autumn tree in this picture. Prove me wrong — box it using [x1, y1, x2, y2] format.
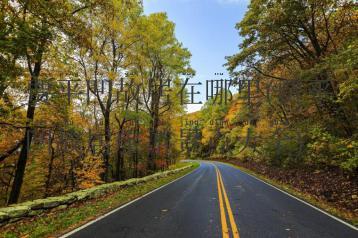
[184, 0, 357, 174]
[226, 0, 357, 136]
[2, 0, 91, 204]
[74, 0, 142, 181]
[133, 13, 193, 172]
[0, 1, 192, 205]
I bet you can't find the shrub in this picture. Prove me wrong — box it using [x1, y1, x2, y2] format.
[306, 127, 357, 171]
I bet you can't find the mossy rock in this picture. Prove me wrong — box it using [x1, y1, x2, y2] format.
[0, 165, 194, 225]
[30, 195, 75, 209]
[19, 198, 61, 210]
[0, 211, 9, 222]
[42, 199, 60, 209]
[111, 181, 127, 189]
[38, 196, 70, 209]
[72, 191, 91, 201]
[52, 204, 68, 211]
[28, 209, 43, 217]
[136, 177, 148, 183]
[146, 174, 159, 180]
[62, 194, 78, 204]
[115, 181, 127, 186]
[9, 217, 22, 223]
[0, 206, 29, 219]
[124, 178, 138, 186]
[144, 175, 154, 180]
[157, 172, 166, 178]
[54, 195, 77, 205]
[85, 187, 107, 198]
[97, 183, 119, 192]
[21, 200, 45, 210]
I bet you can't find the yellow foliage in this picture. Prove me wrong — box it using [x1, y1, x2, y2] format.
[76, 155, 104, 189]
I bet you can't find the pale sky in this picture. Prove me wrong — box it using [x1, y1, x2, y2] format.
[143, 0, 249, 112]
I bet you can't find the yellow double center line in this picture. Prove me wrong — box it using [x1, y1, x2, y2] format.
[215, 165, 240, 238]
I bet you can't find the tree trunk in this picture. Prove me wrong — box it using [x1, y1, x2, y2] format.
[148, 112, 159, 172]
[7, 61, 40, 204]
[147, 87, 160, 172]
[69, 160, 76, 191]
[133, 95, 140, 177]
[44, 132, 55, 197]
[103, 113, 111, 182]
[115, 128, 125, 181]
[165, 129, 171, 168]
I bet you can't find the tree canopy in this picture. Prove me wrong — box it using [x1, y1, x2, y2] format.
[0, 0, 192, 205]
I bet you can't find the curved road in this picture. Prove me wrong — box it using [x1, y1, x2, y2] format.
[64, 161, 358, 238]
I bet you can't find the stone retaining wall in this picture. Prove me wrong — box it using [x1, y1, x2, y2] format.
[0, 164, 194, 226]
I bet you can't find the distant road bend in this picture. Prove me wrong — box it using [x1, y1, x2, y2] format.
[63, 161, 358, 238]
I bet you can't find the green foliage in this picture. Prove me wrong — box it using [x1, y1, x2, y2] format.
[0, 0, 193, 205]
[186, 0, 357, 176]
[307, 127, 358, 171]
[261, 136, 305, 167]
[233, 147, 258, 162]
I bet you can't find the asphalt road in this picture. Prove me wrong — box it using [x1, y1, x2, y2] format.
[64, 161, 358, 238]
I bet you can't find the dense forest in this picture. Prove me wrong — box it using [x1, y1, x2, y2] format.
[0, 0, 193, 206]
[0, 0, 357, 215]
[1, 1, 357, 237]
[182, 0, 357, 212]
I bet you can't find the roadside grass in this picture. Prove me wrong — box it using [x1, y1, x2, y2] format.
[219, 161, 358, 227]
[169, 161, 190, 169]
[0, 162, 199, 238]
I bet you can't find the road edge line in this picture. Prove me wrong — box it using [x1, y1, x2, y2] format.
[217, 161, 358, 231]
[60, 164, 200, 238]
